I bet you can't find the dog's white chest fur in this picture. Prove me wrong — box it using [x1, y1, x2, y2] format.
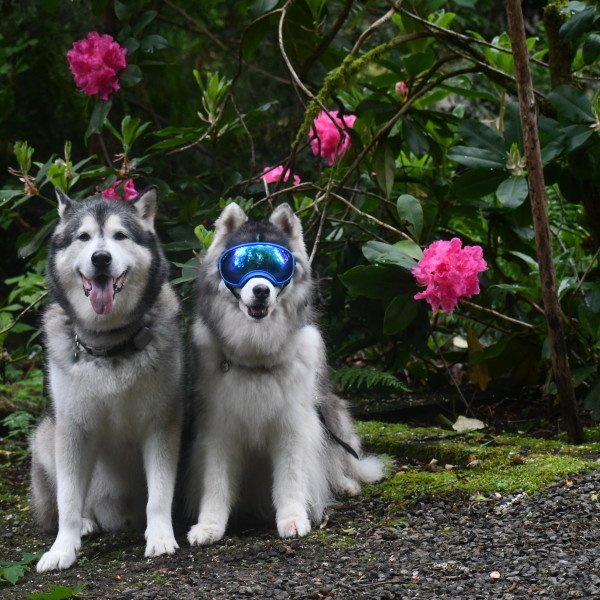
[193, 319, 324, 443]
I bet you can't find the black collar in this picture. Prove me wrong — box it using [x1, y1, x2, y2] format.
[72, 318, 153, 362]
[219, 356, 280, 373]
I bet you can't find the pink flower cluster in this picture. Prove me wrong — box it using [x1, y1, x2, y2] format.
[412, 238, 487, 313]
[310, 110, 357, 166]
[262, 165, 301, 186]
[100, 179, 138, 201]
[67, 32, 127, 101]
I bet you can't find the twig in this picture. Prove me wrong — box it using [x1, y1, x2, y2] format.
[0, 292, 47, 336]
[308, 197, 329, 264]
[278, 1, 348, 140]
[230, 95, 256, 177]
[431, 330, 471, 412]
[327, 217, 389, 243]
[460, 300, 534, 329]
[163, 0, 226, 49]
[570, 246, 600, 301]
[301, 0, 354, 77]
[351, 8, 395, 55]
[328, 191, 411, 240]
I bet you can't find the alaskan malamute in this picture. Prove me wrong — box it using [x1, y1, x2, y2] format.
[31, 188, 183, 571]
[186, 202, 384, 545]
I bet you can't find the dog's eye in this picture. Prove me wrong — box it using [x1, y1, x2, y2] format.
[78, 233, 90, 242]
[114, 232, 128, 241]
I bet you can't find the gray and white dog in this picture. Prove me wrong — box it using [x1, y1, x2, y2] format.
[186, 202, 384, 545]
[30, 188, 183, 572]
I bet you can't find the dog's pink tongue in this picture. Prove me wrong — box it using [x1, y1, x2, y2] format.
[89, 278, 113, 314]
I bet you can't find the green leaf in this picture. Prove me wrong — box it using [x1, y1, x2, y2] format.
[119, 64, 143, 87]
[438, 84, 496, 103]
[496, 176, 528, 208]
[113, 0, 134, 22]
[249, 0, 279, 17]
[18, 218, 58, 259]
[133, 10, 158, 35]
[383, 294, 420, 334]
[403, 120, 429, 157]
[582, 32, 600, 64]
[578, 303, 600, 338]
[28, 584, 85, 600]
[448, 146, 507, 169]
[394, 240, 423, 260]
[339, 265, 411, 299]
[84, 98, 112, 143]
[1, 564, 26, 585]
[362, 241, 418, 271]
[403, 48, 435, 78]
[562, 124, 594, 152]
[559, 6, 597, 41]
[373, 141, 396, 198]
[457, 120, 505, 156]
[548, 85, 595, 124]
[140, 34, 168, 53]
[396, 194, 423, 240]
[452, 169, 507, 199]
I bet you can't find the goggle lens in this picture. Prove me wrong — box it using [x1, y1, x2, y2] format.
[218, 243, 295, 288]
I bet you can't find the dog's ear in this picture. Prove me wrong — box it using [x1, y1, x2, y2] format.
[55, 188, 73, 220]
[269, 203, 303, 241]
[132, 187, 158, 229]
[214, 203, 247, 236]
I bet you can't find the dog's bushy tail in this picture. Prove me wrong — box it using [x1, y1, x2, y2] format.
[352, 453, 387, 483]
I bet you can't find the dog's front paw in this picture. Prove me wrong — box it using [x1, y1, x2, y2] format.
[277, 514, 311, 538]
[145, 522, 179, 557]
[187, 522, 226, 546]
[145, 535, 179, 557]
[37, 549, 77, 572]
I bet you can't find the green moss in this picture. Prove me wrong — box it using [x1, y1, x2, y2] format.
[356, 421, 600, 507]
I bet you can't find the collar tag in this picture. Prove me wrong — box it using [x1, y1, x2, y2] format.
[133, 326, 153, 350]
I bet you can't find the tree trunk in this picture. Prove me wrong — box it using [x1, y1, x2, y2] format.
[543, 3, 573, 87]
[505, 0, 584, 442]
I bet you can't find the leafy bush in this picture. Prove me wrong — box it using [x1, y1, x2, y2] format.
[0, 0, 599, 425]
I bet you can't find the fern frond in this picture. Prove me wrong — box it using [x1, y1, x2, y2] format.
[331, 366, 411, 394]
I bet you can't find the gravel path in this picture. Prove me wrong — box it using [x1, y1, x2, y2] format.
[3, 461, 600, 599]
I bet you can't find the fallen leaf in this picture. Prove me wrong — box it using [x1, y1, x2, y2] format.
[452, 415, 486, 432]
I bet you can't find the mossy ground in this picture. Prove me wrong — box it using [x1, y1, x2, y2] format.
[2, 421, 600, 598]
[356, 421, 600, 506]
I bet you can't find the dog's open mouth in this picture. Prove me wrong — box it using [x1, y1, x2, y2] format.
[247, 304, 269, 320]
[81, 271, 127, 315]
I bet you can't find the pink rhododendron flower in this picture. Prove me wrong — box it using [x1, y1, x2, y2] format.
[262, 165, 301, 186]
[412, 238, 487, 313]
[310, 110, 357, 166]
[67, 32, 127, 101]
[99, 179, 138, 201]
[395, 81, 409, 102]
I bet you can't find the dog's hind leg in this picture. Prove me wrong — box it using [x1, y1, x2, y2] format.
[30, 416, 58, 532]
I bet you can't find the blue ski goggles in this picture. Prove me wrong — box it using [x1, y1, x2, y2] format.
[218, 242, 296, 288]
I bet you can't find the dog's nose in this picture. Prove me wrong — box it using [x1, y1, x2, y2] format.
[253, 284, 270, 300]
[91, 250, 112, 268]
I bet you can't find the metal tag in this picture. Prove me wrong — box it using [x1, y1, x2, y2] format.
[133, 326, 153, 350]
